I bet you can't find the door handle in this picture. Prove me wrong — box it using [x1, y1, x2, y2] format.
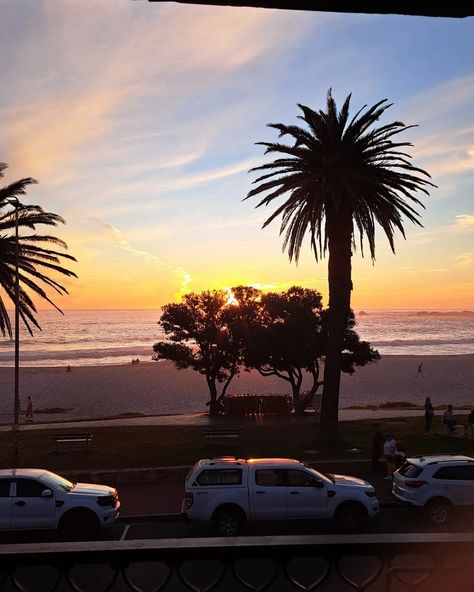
[196, 492, 208, 495]
[255, 491, 265, 494]
[289, 491, 300, 495]
[14, 501, 26, 507]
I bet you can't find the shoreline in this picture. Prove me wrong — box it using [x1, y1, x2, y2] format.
[0, 354, 473, 422]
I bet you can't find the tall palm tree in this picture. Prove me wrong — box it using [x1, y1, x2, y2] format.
[245, 90, 435, 438]
[0, 162, 77, 337]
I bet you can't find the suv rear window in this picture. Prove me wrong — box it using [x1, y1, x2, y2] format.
[196, 469, 242, 486]
[398, 462, 423, 478]
[432, 465, 474, 480]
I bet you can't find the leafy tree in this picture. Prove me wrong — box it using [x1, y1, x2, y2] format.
[239, 286, 324, 415]
[0, 163, 77, 336]
[153, 290, 243, 416]
[246, 90, 434, 437]
[237, 286, 379, 415]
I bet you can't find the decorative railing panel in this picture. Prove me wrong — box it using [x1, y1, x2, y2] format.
[0, 533, 473, 592]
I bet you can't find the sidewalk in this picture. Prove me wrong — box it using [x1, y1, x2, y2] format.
[1, 407, 456, 432]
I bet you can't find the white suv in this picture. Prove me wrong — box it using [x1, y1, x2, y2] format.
[182, 457, 379, 535]
[0, 468, 120, 539]
[392, 454, 474, 524]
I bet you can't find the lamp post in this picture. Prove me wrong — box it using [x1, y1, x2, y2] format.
[7, 197, 21, 467]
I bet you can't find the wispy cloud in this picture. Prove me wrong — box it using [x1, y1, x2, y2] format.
[174, 267, 193, 300]
[401, 75, 474, 179]
[454, 252, 473, 268]
[411, 213, 474, 244]
[103, 222, 166, 265]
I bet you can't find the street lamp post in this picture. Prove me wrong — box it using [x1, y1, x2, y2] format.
[7, 197, 21, 467]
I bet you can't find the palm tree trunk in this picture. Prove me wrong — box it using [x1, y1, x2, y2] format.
[320, 207, 353, 440]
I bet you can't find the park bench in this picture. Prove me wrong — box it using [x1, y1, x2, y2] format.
[204, 426, 243, 447]
[53, 432, 93, 451]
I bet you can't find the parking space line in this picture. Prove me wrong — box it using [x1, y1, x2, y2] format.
[120, 524, 130, 541]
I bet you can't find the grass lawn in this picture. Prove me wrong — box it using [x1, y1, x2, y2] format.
[1, 415, 473, 471]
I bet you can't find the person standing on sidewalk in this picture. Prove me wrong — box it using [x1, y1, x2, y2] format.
[383, 434, 396, 480]
[424, 397, 435, 432]
[371, 424, 384, 474]
[25, 396, 34, 421]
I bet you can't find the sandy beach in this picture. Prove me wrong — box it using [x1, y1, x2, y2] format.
[0, 355, 473, 422]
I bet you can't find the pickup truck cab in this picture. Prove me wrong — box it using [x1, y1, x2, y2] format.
[182, 457, 379, 535]
[0, 468, 120, 539]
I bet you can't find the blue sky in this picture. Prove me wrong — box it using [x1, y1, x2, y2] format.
[1, 1, 473, 309]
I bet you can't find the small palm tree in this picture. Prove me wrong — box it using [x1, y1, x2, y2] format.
[246, 90, 434, 438]
[0, 163, 77, 337]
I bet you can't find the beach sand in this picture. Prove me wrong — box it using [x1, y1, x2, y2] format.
[0, 355, 473, 422]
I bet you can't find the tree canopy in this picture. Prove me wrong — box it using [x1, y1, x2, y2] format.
[0, 163, 77, 336]
[246, 90, 433, 436]
[153, 290, 243, 416]
[154, 285, 379, 416]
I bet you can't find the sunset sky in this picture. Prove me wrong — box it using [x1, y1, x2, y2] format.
[1, 1, 473, 310]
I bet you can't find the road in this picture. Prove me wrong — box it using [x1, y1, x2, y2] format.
[1, 507, 474, 545]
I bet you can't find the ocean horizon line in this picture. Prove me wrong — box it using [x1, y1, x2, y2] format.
[4, 307, 474, 313]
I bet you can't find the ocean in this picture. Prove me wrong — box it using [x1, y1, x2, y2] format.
[0, 309, 473, 367]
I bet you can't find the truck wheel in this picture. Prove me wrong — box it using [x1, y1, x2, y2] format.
[215, 509, 242, 537]
[335, 503, 367, 533]
[59, 510, 100, 541]
[426, 498, 451, 525]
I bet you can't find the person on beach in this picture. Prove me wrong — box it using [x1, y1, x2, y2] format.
[371, 424, 384, 474]
[416, 362, 423, 378]
[424, 396, 435, 432]
[383, 434, 397, 480]
[25, 396, 33, 421]
[66, 365, 72, 372]
[442, 405, 456, 434]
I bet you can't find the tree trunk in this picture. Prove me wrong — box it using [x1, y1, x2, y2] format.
[206, 376, 219, 417]
[320, 206, 353, 440]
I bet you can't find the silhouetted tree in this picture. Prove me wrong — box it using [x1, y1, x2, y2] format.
[0, 163, 77, 337]
[153, 290, 243, 416]
[246, 90, 434, 437]
[241, 287, 324, 415]
[236, 286, 379, 415]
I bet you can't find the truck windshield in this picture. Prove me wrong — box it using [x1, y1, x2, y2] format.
[307, 467, 335, 484]
[41, 471, 75, 492]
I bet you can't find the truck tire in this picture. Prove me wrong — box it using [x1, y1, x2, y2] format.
[215, 508, 243, 537]
[58, 509, 100, 541]
[334, 503, 367, 533]
[425, 498, 452, 525]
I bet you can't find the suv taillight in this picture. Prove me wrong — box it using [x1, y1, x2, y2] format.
[405, 480, 428, 488]
[184, 492, 193, 509]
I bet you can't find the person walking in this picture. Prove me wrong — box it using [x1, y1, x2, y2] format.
[371, 424, 384, 474]
[383, 434, 397, 480]
[25, 396, 34, 421]
[424, 396, 435, 432]
[416, 362, 423, 378]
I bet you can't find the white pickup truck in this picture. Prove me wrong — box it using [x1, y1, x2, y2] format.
[182, 457, 379, 535]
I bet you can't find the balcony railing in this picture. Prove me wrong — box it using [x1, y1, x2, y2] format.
[1, 533, 473, 591]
